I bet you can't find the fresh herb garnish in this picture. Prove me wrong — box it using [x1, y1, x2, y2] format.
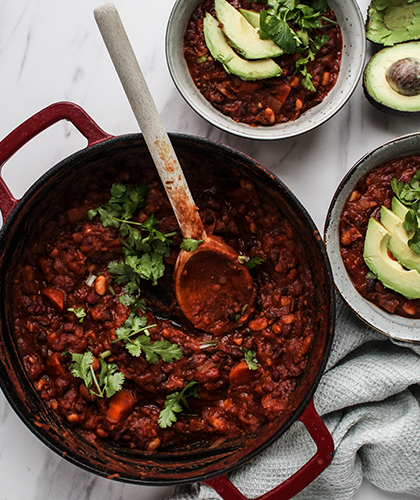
[257, 0, 335, 90]
[238, 255, 265, 269]
[243, 348, 258, 370]
[158, 380, 200, 428]
[180, 238, 204, 252]
[392, 171, 420, 255]
[89, 184, 176, 304]
[114, 311, 182, 363]
[68, 307, 86, 323]
[65, 350, 125, 399]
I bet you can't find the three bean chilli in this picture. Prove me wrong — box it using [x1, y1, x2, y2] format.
[12, 157, 320, 452]
[340, 154, 420, 318]
[184, 0, 342, 126]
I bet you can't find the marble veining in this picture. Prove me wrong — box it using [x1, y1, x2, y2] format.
[1, 1, 420, 499]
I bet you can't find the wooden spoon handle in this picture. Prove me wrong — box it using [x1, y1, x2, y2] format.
[94, 3, 206, 240]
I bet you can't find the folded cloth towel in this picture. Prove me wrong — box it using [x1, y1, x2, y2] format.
[166, 295, 420, 500]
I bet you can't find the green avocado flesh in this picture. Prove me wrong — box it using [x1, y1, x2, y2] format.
[363, 42, 420, 114]
[364, 198, 420, 299]
[214, 0, 283, 60]
[366, 0, 420, 46]
[203, 13, 282, 81]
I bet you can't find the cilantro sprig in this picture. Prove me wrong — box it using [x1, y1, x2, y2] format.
[65, 350, 125, 399]
[68, 307, 86, 323]
[89, 184, 176, 304]
[256, 0, 335, 90]
[238, 255, 265, 269]
[180, 238, 203, 252]
[392, 171, 420, 255]
[158, 380, 200, 428]
[243, 348, 258, 370]
[114, 311, 183, 363]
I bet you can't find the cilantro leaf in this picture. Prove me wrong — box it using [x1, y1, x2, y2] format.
[243, 348, 258, 370]
[391, 172, 420, 256]
[238, 255, 265, 269]
[180, 238, 204, 252]
[66, 351, 125, 399]
[408, 230, 420, 257]
[158, 380, 200, 429]
[68, 307, 86, 323]
[246, 256, 265, 269]
[114, 311, 182, 363]
[125, 335, 183, 364]
[256, 0, 333, 90]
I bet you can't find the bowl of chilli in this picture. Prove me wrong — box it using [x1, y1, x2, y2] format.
[325, 132, 420, 344]
[165, 0, 366, 140]
[0, 102, 335, 497]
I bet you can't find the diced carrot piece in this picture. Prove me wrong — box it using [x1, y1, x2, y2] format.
[229, 360, 256, 387]
[107, 389, 136, 423]
[42, 287, 64, 311]
[47, 352, 66, 377]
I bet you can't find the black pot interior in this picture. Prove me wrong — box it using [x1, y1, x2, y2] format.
[0, 134, 334, 484]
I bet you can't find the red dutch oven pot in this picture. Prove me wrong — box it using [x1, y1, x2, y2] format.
[0, 102, 335, 500]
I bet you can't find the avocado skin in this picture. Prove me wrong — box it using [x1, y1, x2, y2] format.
[366, 0, 420, 47]
[363, 42, 420, 115]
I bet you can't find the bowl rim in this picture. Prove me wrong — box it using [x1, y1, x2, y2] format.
[165, 0, 366, 140]
[324, 132, 420, 344]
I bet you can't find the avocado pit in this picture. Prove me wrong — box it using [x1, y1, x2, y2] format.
[386, 57, 420, 96]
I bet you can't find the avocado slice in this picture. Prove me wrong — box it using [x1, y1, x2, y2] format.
[203, 13, 282, 81]
[363, 42, 420, 114]
[380, 205, 420, 273]
[363, 217, 420, 299]
[239, 9, 260, 29]
[391, 196, 410, 220]
[214, 0, 283, 60]
[366, 0, 420, 46]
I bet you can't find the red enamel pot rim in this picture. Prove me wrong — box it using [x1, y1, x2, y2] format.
[0, 102, 335, 499]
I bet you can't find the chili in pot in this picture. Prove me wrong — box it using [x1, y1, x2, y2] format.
[0, 102, 334, 495]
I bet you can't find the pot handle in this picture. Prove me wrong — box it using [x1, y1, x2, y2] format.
[0, 101, 113, 221]
[204, 399, 334, 500]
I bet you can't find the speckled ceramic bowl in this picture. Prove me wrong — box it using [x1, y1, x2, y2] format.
[165, 0, 366, 140]
[324, 133, 420, 344]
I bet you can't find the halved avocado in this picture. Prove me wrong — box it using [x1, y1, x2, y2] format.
[363, 42, 420, 114]
[203, 13, 282, 81]
[366, 0, 420, 47]
[214, 0, 283, 60]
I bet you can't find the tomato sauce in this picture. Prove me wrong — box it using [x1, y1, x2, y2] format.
[183, 0, 342, 126]
[340, 154, 420, 318]
[12, 159, 319, 452]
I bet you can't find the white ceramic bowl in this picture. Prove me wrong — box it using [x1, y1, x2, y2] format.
[324, 133, 420, 344]
[165, 0, 366, 140]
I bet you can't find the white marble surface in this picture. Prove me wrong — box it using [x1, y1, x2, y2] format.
[0, 1, 419, 499]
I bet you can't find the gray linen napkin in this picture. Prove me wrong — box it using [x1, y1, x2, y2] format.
[166, 295, 420, 500]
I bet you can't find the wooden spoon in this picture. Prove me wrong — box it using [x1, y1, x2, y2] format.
[94, 3, 256, 335]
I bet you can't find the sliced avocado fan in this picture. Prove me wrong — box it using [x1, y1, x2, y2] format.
[363, 217, 420, 299]
[363, 197, 420, 299]
[214, 0, 283, 60]
[203, 13, 282, 81]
